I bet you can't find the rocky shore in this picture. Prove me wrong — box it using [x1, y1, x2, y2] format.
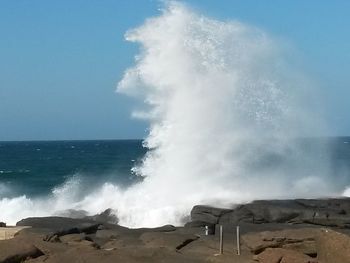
[1, 198, 350, 263]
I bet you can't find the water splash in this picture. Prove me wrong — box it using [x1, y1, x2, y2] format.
[0, 2, 346, 227]
[115, 2, 337, 226]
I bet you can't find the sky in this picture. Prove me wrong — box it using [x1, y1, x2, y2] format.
[0, 0, 349, 141]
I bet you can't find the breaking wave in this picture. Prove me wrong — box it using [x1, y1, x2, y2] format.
[0, 2, 349, 227]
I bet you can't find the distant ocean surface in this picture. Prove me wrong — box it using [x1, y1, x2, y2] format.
[0, 140, 146, 199]
[0, 138, 350, 226]
[0, 138, 350, 200]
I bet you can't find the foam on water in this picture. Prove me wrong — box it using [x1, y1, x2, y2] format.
[115, 1, 341, 226]
[0, 2, 349, 227]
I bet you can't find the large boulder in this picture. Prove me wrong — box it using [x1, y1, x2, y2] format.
[187, 205, 232, 227]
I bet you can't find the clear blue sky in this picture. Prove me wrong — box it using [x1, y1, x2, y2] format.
[0, 0, 349, 141]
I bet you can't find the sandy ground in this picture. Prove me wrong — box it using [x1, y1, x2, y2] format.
[0, 226, 31, 240]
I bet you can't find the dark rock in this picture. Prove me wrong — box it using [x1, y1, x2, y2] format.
[16, 216, 98, 230]
[187, 198, 350, 229]
[43, 223, 101, 242]
[220, 200, 310, 225]
[190, 205, 232, 225]
[138, 224, 176, 233]
[184, 220, 212, 228]
[84, 209, 119, 225]
[52, 209, 119, 225]
[16, 216, 103, 243]
[150, 224, 176, 232]
[54, 209, 88, 219]
[219, 205, 256, 224]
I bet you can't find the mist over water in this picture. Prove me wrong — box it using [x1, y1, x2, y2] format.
[116, 2, 343, 226]
[1, 2, 349, 227]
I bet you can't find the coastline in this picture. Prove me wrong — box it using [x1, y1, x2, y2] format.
[1, 197, 350, 262]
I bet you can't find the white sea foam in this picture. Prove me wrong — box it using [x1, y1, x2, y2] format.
[0, 2, 347, 227]
[115, 1, 340, 226]
[343, 187, 350, 197]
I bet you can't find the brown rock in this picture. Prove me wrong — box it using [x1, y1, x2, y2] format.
[0, 239, 44, 262]
[140, 231, 199, 250]
[283, 240, 317, 258]
[256, 248, 316, 263]
[242, 228, 317, 254]
[316, 228, 350, 263]
[59, 233, 86, 243]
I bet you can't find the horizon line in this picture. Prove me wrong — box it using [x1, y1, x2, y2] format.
[1, 135, 350, 143]
[0, 138, 144, 143]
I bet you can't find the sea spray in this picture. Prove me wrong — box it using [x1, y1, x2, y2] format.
[115, 2, 335, 226]
[0, 2, 348, 227]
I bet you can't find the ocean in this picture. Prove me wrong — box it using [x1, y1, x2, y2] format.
[1, 3, 349, 230]
[0, 138, 349, 226]
[1, 138, 350, 198]
[0, 140, 146, 198]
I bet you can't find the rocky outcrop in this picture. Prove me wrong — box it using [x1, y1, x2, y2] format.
[84, 208, 119, 225]
[185, 205, 232, 234]
[9, 216, 216, 262]
[242, 228, 318, 255]
[187, 198, 350, 229]
[242, 228, 350, 263]
[16, 216, 99, 230]
[2, 198, 348, 263]
[16, 216, 102, 243]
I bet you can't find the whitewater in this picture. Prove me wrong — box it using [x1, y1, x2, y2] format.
[1, 2, 350, 227]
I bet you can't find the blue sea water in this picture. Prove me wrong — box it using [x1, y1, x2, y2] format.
[0, 140, 146, 198]
[0, 138, 350, 200]
[0, 137, 349, 226]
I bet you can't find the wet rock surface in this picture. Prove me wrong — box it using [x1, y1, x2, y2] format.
[0, 198, 349, 262]
[190, 198, 350, 227]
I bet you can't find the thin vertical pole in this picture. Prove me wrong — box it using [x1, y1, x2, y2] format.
[236, 226, 241, 255]
[219, 225, 223, 254]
